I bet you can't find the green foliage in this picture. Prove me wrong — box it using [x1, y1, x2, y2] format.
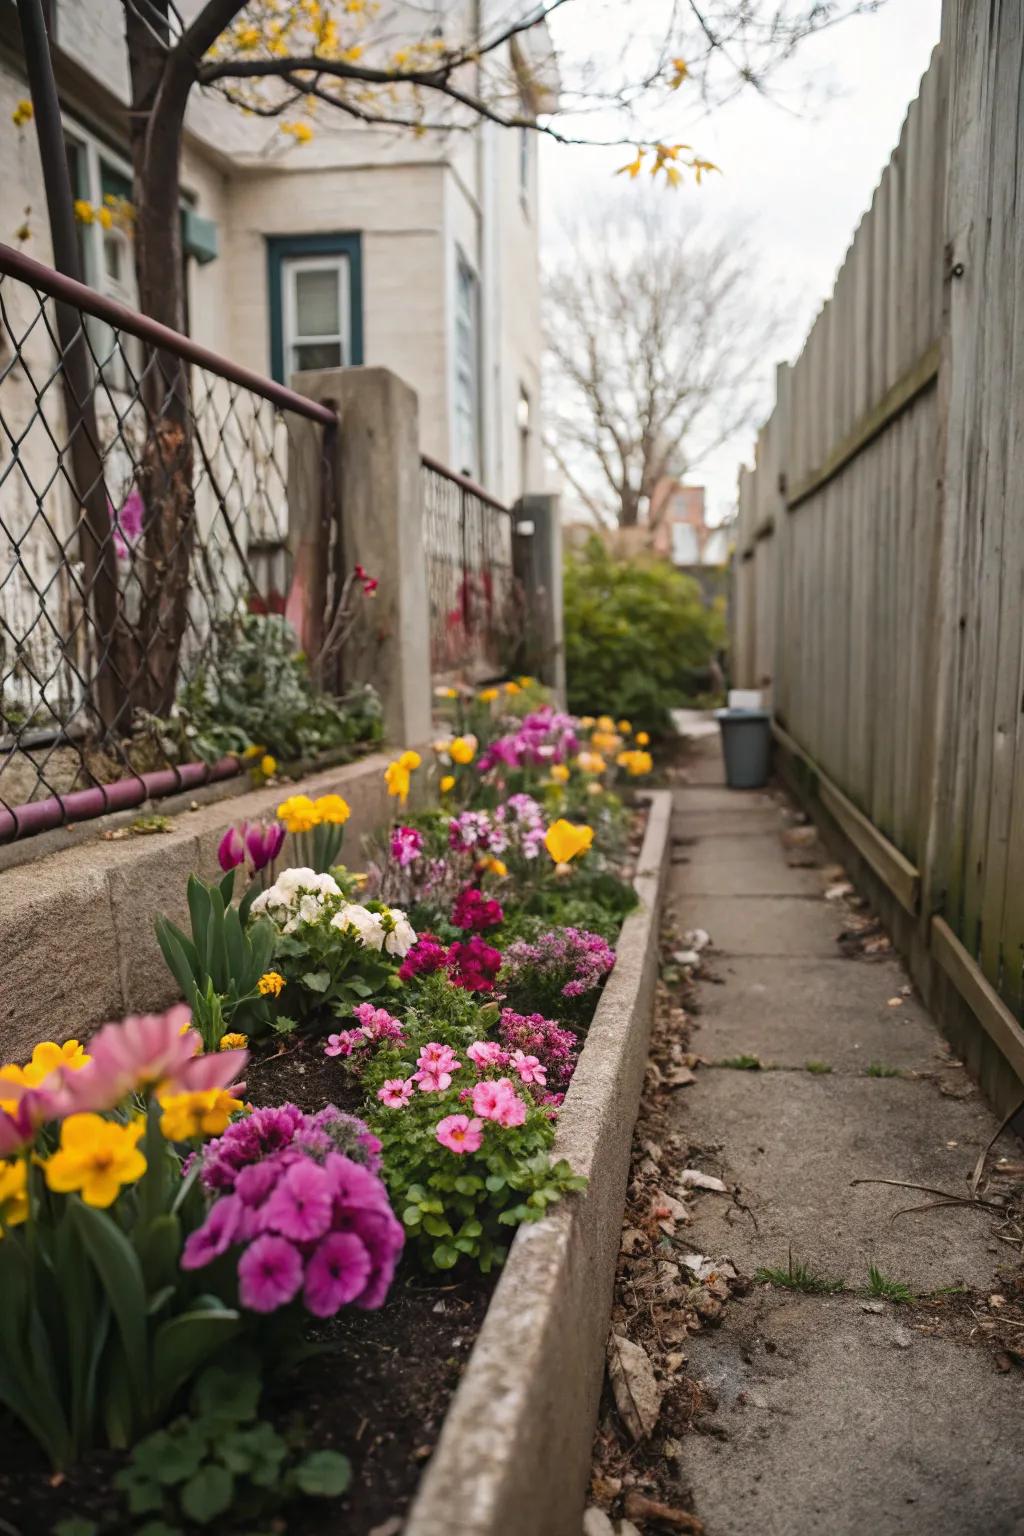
[865, 1061, 901, 1078]
[114, 1362, 350, 1532]
[717, 1053, 762, 1070]
[270, 901, 399, 1026]
[865, 1265, 913, 1304]
[755, 1253, 846, 1295]
[154, 871, 278, 1048]
[144, 612, 383, 766]
[564, 538, 725, 734]
[805, 1060, 833, 1074]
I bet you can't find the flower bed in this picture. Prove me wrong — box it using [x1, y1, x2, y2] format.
[0, 685, 658, 1534]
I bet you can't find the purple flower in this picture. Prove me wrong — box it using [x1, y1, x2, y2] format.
[390, 825, 424, 868]
[263, 1159, 333, 1242]
[235, 1161, 281, 1207]
[237, 1234, 304, 1312]
[181, 1194, 243, 1269]
[245, 818, 286, 872]
[304, 1231, 372, 1316]
[218, 824, 246, 872]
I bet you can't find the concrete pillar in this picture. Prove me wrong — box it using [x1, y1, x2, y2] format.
[513, 493, 565, 704]
[289, 366, 432, 747]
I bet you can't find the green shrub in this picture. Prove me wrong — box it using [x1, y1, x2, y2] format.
[564, 538, 725, 735]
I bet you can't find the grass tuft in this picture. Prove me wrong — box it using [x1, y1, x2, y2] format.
[865, 1265, 913, 1304]
[718, 1053, 762, 1071]
[805, 1060, 832, 1074]
[755, 1250, 845, 1295]
[865, 1061, 900, 1078]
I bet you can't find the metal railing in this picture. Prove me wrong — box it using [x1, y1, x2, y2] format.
[421, 452, 521, 684]
[0, 242, 343, 842]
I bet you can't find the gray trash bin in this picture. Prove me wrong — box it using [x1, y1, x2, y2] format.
[715, 708, 772, 789]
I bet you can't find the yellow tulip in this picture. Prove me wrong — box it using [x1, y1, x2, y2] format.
[439, 774, 456, 794]
[277, 794, 319, 833]
[449, 736, 476, 765]
[636, 731, 650, 746]
[543, 819, 594, 865]
[313, 794, 350, 825]
[0, 1158, 28, 1232]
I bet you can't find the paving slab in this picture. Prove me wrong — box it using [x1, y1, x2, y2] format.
[674, 858, 825, 897]
[680, 1290, 1024, 1536]
[671, 832, 817, 868]
[667, 787, 776, 815]
[670, 1067, 1009, 1291]
[671, 809, 786, 839]
[673, 895, 843, 957]
[690, 955, 941, 1070]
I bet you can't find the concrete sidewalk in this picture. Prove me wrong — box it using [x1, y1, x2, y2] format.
[667, 742, 1024, 1536]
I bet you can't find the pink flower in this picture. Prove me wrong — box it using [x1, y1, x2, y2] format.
[67, 1005, 247, 1111]
[377, 1077, 414, 1108]
[435, 1114, 484, 1155]
[237, 1233, 304, 1312]
[325, 1031, 362, 1058]
[263, 1159, 333, 1242]
[415, 1067, 454, 1093]
[304, 1231, 373, 1317]
[245, 819, 286, 872]
[470, 1079, 515, 1122]
[353, 1004, 405, 1042]
[390, 825, 424, 868]
[415, 1042, 460, 1078]
[218, 824, 246, 871]
[510, 1050, 547, 1086]
[466, 1040, 507, 1070]
[489, 1077, 528, 1127]
[181, 1194, 242, 1269]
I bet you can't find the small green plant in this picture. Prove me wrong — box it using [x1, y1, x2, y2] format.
[131, 814, 173, 835]
[805, 1060, 832, 1074]
[755, 1251, 845, 1294]
[865, 1265, 913, 1304]
[865, 1061, 901, 1078]
[113, 1362, 350, 1531]
[718, 1053, 762, 1070]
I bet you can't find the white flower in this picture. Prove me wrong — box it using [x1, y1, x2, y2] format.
[331, 903, 386, 951]
[251, 867, 341, 930]
[274, 867, 340, 899]
[381, 906, 417, 957]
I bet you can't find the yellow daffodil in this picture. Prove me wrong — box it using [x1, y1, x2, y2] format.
[504, 681, 521, 695]
[617, 750, 653, 776]
[314, 794, 350, 825]
[481, 855, 508, 878]
[399, 749, 421, 771]
[635, 731, 650, 746]
[0, 1159, 28, 1232]
[277, 794, 319, 833]
[158, 1089, 244, 1141]
[260, 754, 277, 777]
[449, 736, 476, 765]
[43, 1114, 146, 1208]
[576, 751, 607, 775]
[550, 763, 570, 783]
[617, 719, 632, 734]
[257, 971, 286, 997]
[219, 1032, 249, 1051]
[543, 819, 594, 865]
[439, 774, 456, 794]
[479, 687, 500, 703]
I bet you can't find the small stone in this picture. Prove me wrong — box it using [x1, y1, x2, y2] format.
[432, 1301, 446, 1314]
[892, 1325, 913, 1349]
[860, 1301, 884, 1314]
[583, 1509, 616, 1536]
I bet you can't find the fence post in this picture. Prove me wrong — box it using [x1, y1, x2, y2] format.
[290, 366, 432, 747]
[512, 494, 565, 703]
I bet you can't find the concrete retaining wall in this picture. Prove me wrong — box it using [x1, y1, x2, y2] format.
[404, 790, 672, 1536]
[0, 753, 395, 1062]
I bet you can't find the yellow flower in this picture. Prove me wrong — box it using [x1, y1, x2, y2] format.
[668, 56, 689, 89]
[242, 743, 266, 761]
[281, 120, 314, 143]
[580, 716, 595, 728]
[385, 761, 411, 804]
[576, 751, 606, 775]
[481, 856, 508, 877]
[11, 99, 33, 128]
[635, 731, 650, 746]
[435, 686, 458, 699]
[260, 754, 277, 777]
[617, 750, 653, 777]
[73, 199, 95, 224]
[97, 206, 113, 230]
[504, 681, 521, 695]
[591, 730, 622, 755]
[43, 1114, 146, 1208]
[277, 794, 319, 833]
[587, 781, 604, 797]
[219, 1032, 249, 1051]
[550, 763, 570, 783]
[25, 1040, 90, 1081]
[439, 774, 456, 794]
[257, 971, 286, 998]
[0, 1159, 28, 1233]
[517, 676, 536, 688]
[399, 750, 422, 771]
[449, 736, 476, 766]
[158, 1089, 244, 1141]
[479, 688, 499, 703]
[597, 715, 615, 731]
[543, 819, 594, 865]
[314, 794, 350, 825]
[617, 720, 632, 734]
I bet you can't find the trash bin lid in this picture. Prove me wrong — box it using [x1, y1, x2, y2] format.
[714, 708, 772, 721]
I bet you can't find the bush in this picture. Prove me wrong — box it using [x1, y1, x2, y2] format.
[564, 538, 725, 735]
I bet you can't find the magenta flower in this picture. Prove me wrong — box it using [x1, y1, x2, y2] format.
[237, 1234, 304, 1312]
[377, 1077, 414, 1108]
[353, 1004, 405, 1042]
[487, 1077, 527, 1127]
[398, 933, 448, 982]
[435, 1114, 484, 1154]
[452, 887, 504, 933]
[263, 1160, 333, 1242]
[466, 1040, 507, 1070]
[390, 825, 424, 868]
[304, 1231, 373, 1316]
[446, 937, 502, 993]
[325, 1030, 362, 1058]
[245, 818, 286, 872]
[181, 1194, 243, 1269]
[218, 824, 246, 872]
[510, 1050, 547, 1086]
[470, 1079, 516, 1122]
[415, 1067, 455, 1093]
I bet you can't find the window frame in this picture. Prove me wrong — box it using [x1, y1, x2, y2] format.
[267, 234, 364, 384]
[453, 248, 482, 479]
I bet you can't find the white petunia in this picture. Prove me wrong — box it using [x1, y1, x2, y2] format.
[382, 907, 417, 957]
[331, 903, 386, 951]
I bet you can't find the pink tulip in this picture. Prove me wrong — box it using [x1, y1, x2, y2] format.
[244, 818, 285, 872]
[218, 824, 246, 871]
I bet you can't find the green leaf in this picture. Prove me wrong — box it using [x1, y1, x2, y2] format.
[301, 969, 331, 993]
[137, 1523, 185, 1536]
[69, 1199, 149, 1417]
[155, 915, 201, 998]
[402, 1206, 423, 1226]
[191, 1363, 261, 1426]
[293, 1450, 352, 1498]
[113, 1467, 166, 1514]
[131, 1425, 207, 1485]
[422, 1214, 453, 1238]
[271, 1014, 298, 1036]
[151, 1309, 242, 1418]
[432, 1242, 459, 1270]
[180, 1463, 234, 1525]
[186, 875, 213, 964]
[54, 1519, 100, 1536]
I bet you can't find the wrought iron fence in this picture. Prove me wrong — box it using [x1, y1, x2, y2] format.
[421, 452, 520, 684]
[0, 242, 341, 842]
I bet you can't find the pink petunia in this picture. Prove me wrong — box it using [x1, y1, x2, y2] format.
[489, 1078, 528, 1128]
[304, 1231, 373, 1317]
[416, 1042, 459, 1074]
[181, 1194, 242, 1269]
[510, 1050, 547, 1086]
[435, 1114, 484, 1155]
[415, 1067, 454, 1093]
[470, 1078, 515, 1122]
[237, 1233, 304, 1312]
[262, 1159, 333, 1242]
[377, 1077, 415, 1108]
[67, 1005, 247, 1111]
[466, 1040, 507, 1070]
[325, 1031, 362, 1058]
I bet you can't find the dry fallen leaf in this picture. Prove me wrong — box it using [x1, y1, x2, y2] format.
[679, 1169, 728, 1193]
[623, 1489, 705, 1532]
[607, 1332, 663, 1441]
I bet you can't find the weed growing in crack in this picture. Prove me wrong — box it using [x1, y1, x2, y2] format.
[805, 1060, 832, 1074]
[755, 1251, 846, 1294]
[865, 1265, 914, 1304]
[866, 1062, 901, 1078]
[717, 1054, 762, 1070]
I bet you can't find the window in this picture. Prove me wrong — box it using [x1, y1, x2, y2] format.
[64, 125, 139, 391]
[519, 126, 531, 211]
[454, 252, 481, 478]
[517, 387, 531, 496]
[267, 235, 363, 384]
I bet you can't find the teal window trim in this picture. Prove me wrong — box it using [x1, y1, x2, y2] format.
[267, 233, 364, 383]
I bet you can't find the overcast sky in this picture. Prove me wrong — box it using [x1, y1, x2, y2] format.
[538, 0, 942, 523]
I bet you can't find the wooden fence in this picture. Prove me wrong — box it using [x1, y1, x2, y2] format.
[733, 3, 1024, 1108]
